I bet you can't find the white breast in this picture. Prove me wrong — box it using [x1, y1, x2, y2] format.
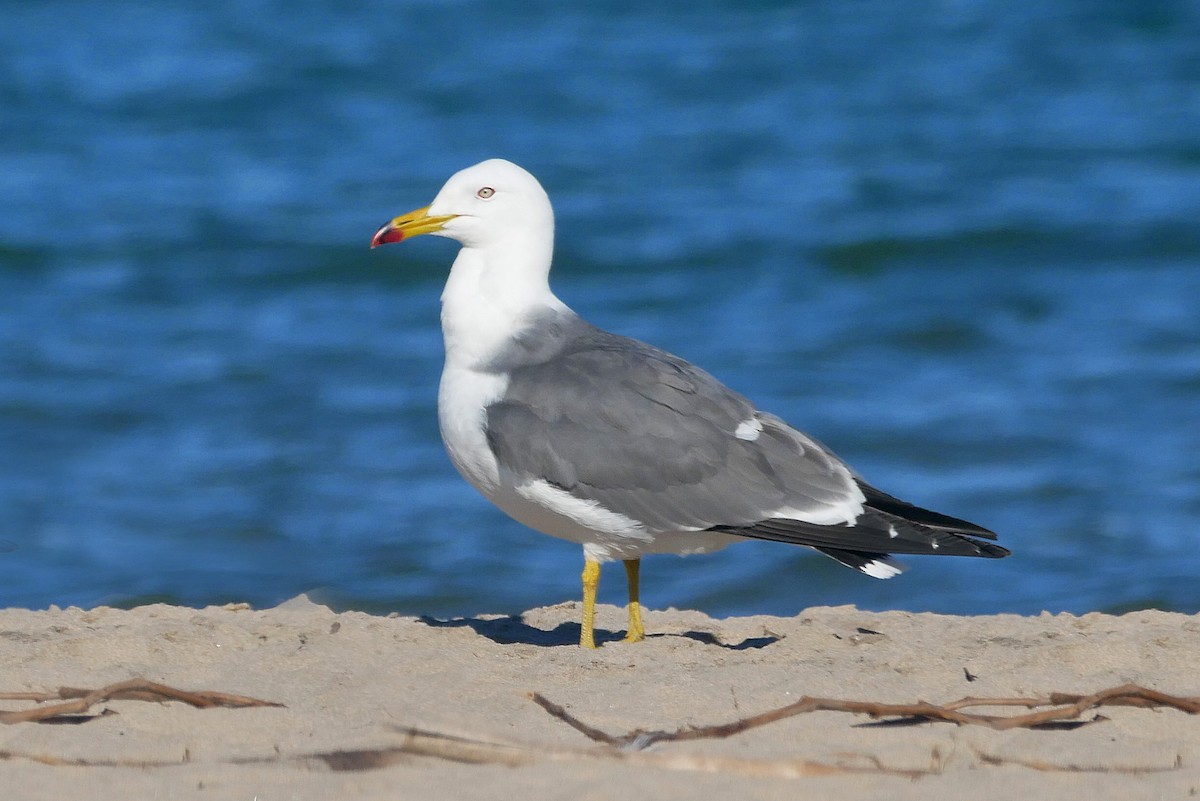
[437, 365, 506, 496]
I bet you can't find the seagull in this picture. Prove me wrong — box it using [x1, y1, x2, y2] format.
[370, 159, 1009, 648]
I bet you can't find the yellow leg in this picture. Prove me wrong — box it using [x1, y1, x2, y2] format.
[623, 559, 644, 642]
[580, 557, 601, 649]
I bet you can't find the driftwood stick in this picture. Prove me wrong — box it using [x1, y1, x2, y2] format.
[0, 679, 282, 724]
[974, 746, 1185, 774]
[531, 683, 1200, 747]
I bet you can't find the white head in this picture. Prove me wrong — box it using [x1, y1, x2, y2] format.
[370, 159, 554, 252]
[371, 160, 567, 365]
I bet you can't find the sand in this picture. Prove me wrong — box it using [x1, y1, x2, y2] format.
[1, 597, 1198, 799]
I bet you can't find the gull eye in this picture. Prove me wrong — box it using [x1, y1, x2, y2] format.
[476, 186, 495, 199]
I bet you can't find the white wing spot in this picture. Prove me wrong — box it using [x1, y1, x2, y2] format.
[888, 525, 899, 538]
[734, 417, 763, 441]
[860, 559, 904, 579]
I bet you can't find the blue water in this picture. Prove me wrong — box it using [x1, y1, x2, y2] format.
[3, 1, 1199, 619]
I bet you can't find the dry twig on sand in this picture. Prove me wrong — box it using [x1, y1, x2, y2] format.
[1, 680, 1193, 777]
[0, 678, 282, 724]
[531, 683, 1200, 748]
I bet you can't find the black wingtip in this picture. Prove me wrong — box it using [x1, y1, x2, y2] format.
[708, 508, 1009, 561]
[857, 481, 998, 539]
[972, 540, 1011, 559]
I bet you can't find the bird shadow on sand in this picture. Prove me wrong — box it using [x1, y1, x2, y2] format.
[416, 615, 779, 650]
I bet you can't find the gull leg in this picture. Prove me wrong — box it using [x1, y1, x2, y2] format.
[580, 557, 601, 649]
[623, 558, 644, 643]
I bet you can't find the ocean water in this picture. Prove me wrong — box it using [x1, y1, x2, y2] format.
[3, 1, 1199, 620]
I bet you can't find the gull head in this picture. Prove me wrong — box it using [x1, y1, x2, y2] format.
[370, 159, 554, 251]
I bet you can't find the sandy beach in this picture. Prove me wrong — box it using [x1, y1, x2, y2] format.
[1, 598, 1198, 799]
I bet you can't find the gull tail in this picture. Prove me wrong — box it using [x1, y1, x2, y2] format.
[813, 548, 907, 579]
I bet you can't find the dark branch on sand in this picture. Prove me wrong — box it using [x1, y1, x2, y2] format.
[0, 678, 283, 724]
[530, 683, 1200, 748]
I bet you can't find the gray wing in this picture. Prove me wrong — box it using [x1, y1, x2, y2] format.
[484, 330, 859, 533]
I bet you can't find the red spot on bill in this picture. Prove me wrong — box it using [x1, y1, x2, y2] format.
[370, 223, 405, 248]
